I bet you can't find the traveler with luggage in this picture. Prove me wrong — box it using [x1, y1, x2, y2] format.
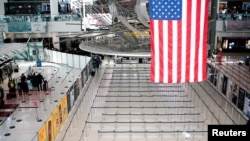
[37, 73, 44, 91]
[19, 73, 29, 95]
[7, 79, 16, 99]
[32, 72, 39, 92]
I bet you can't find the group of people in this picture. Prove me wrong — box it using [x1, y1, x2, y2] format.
[92, 55, 102, 73]
[17, 72, 46, 94]
[4, 71, 47, 99]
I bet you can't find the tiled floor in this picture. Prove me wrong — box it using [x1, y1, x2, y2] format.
[81, 65, 207, 141]
[0, 60, 82, 141]
[0, 53, 249, 141]
[58, 54, 249, 141]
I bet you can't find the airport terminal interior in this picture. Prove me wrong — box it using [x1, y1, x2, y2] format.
[0, 0, 250, 141]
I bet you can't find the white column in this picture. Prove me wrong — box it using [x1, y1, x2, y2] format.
[0, 0, 7, 15]
[82, 1, 86, 31]
[50, 0, 59, 17]
[52, 33, 60, 50]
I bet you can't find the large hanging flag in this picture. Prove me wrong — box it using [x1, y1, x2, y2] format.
[150, 0, 208, 83]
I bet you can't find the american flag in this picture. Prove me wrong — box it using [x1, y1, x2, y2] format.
[149, 0, 209, 83]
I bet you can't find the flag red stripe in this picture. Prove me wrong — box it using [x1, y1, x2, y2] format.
[159, 21, 164, 83]
[185, 1, 192, 82]
[168, 21, 173, 83]
[177, 21, 182, 83]
[194, 0, 201, 82]
[203, 0, 209, 81]
[150, 20, 155, 82]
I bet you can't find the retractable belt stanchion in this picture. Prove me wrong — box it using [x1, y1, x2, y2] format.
[34, 101, 42, 122]
[4, 121, 11, 136]
[16, 107, 22, 122]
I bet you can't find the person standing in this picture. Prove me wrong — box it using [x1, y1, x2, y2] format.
[19, 73, 29, 95]
[0, 68, 3, 84]
[21, 73, 27, 83]
[92, 57, 97, 74]
[0, 85, 4, 107]
[248, 60, 250, 72]
[217, 48, 223, 65]
[32, 72, 39, 92]
[37, 73, 44, 91]
[7, 79, 16, 99]
[7, 64, 13, 80]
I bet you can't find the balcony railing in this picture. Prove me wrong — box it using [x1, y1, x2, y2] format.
[217, 13, 250, 21]
[0, 14, 81, 23]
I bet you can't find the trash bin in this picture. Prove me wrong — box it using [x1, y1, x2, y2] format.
[138, 58, 143, 64]
[243, 56, 249, 66]
[91, 71, 95, 76]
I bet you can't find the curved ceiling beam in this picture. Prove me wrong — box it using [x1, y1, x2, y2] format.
[109, 1, 118, 17]
[136, 0, 149, 27]
[109, 1, 147, 36]
[79, 42, 150, 57]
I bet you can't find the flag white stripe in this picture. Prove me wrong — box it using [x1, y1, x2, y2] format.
[181, 1, 187, 83]
[190, 0, 197, 82]
[154, 21, 159, 82]
[172, 21, 178, 83]
[163, 20, 168, 83]
[198, 1, 206, 81]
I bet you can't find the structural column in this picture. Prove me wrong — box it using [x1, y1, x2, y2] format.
[209, 0, 218, 50]
[50, 0, 59, 17]
[0, 0, 7, 15]
[52, 33, 60, 50]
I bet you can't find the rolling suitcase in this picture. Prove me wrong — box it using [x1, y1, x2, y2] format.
[91, 71, 95, 76]
[43, 80, 48, 91]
